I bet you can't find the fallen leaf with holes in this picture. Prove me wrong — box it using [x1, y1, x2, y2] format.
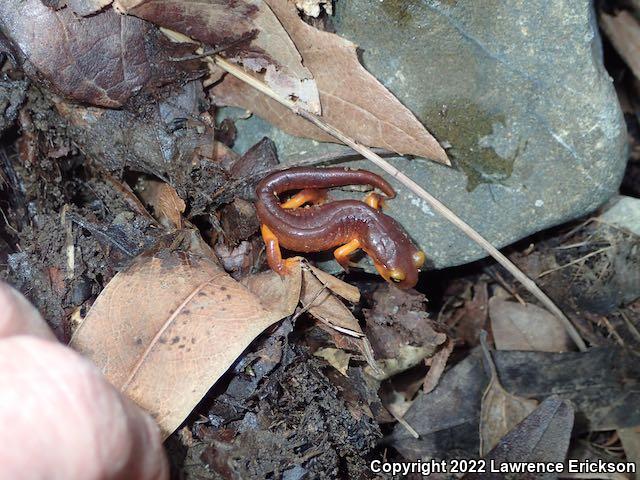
[364, 285, 447, 380]
[138, 180, 185, 229]
[489, 298, 572, 352]
[115, 0, 320, 113]
[479, 333, 538, 456]
[70, 250, 299, 438]
[212, 0, 449, 164]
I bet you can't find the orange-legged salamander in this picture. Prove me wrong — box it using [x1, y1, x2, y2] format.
[255, 167, 426, 289]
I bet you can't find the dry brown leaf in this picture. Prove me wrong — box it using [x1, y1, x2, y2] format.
[601, 11, 640, 82]
[479, 333, 538, 456]
[66, 0, 112, 16]
[314, 347, 351, 377]
[242, 261, 302, 319]
[137, 179, 185, 229]
[423, 337, 454, 394]
[70, 250, 299, 438]
[0, 2, 152, 108]
[115, 0, 320, 113]
[306, 263, 360, 304]
[300, 264, 363, 336]
[212, 0, 449, 164]
[618, 426, 640, 474]
[294, 0, 331, 17]
[212, 141, 240, 172]
[489, 297, 572, 352]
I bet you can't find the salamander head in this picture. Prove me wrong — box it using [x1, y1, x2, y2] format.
[363, 218, 425, 289]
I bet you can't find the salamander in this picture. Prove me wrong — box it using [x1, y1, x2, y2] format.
[255, 167, 425, 289]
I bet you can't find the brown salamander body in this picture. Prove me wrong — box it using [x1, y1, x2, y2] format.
[255, 167, 425, 289]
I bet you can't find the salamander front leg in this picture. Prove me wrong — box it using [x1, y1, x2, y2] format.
[281, 188, 327, 209]
[363, 192, 385, 210]
[261, 224, 292, 275]
[334, 239, 361, 271]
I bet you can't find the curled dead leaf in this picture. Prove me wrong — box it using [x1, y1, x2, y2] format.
[423, 338, 454, 394]
[479, 332, 538, 456]
[300, 262, 362, 336]
[137, 179, 186, 229]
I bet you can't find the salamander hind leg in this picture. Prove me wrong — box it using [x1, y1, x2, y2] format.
[281, 188, 327, 209]
[334, 239, 361, 271]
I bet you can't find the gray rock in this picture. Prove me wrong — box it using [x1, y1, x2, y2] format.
[229, 0, 627, 269]
[600, 196, 640, 236]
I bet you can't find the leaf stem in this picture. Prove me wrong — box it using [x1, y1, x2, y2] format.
[212, 55, 587, 352]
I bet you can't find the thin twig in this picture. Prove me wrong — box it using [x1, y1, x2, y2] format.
[486, 268, 526, 305]
[169, 38, 249, 61]
[537, 246, 613, 278]
[211, 55, 587, 352]
[386, 405, 420, 439]
[617, 309, 640, 343]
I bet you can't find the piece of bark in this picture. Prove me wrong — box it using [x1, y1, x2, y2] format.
[220, 198, 260, 245]
[212, 0, 449, 164]
[493, 348, 640, 432]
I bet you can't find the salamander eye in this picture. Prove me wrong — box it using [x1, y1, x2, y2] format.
[389, 269, 406, 283]
[413, 251, 426, 268]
